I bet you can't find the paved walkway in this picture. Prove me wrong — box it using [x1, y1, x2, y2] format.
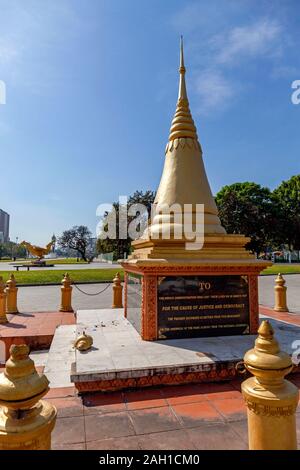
[0, 364, 298, 449]
[45, 375, 300, 450]
[18, 283, 114, 312]
[16, 275, 300, 314]
[0, 261, 121, 271]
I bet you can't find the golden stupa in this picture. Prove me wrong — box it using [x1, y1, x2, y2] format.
[121, 38, 271, 341]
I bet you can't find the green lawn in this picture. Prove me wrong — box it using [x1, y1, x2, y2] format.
[261, 264, 300, 275]
[0, 258, 26, 262]
[0, 263, 298, 286]
[46, 258, 89, 264]
[0, 268, 124, 285]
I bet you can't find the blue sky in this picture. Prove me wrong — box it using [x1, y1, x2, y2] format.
[0, 0, 299, 244]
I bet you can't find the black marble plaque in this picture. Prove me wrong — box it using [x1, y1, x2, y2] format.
[126, 273, 143, 334]
[157, 275, 250, 339]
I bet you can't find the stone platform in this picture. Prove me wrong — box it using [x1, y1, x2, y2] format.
[0, 311, 75, 362]
[70, 308, 300, 393]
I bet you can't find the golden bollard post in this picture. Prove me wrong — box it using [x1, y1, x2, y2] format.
[0, 344, 57, 450]
[241, 320, 298, 450]
[274, 273, 289, 312]
[0, 277, 8, 324]
[59, 273, 74, 312]
[112, 272, 123, 308]
[6, 274, 19, 314]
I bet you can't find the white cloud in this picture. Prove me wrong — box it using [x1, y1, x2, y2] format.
[214, 19, 282, 65]
[194, 69, 236, 115]
[170, 0, 249, 34]
[271, 65, 298, 79]
[170, 0, 289, 115]
[188, 18, 285, 114]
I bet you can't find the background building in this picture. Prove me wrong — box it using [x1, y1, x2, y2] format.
[0, 209, 10, 242]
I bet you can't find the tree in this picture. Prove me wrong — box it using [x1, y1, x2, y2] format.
[273, 175, 300, 250]
[51, 234, 57, 252]
[0, 243, 4, 259]
[97, 190, 156, 260]
[0, 241, 26, 259]
[58, 226, 92, 261]
[215, 182, 278, 256]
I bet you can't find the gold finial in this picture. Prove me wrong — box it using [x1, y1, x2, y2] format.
[258, 319, 274, 339]
[179, 36, 186, 76]
[168, 36, 197, 142]
[0, 344, 49, 407]
[243, 320, 292, 376]
[274, 273, 289, 312]
[112, 272, 123, 308]
[0, 344, 57, 450]
[241, 322, 298, 450]
[74, 331, 93, 351]
[59, 272, 73, 312]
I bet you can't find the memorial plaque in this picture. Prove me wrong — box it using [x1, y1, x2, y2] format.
[127, 273, 143, 334]
[158, 275, 250, 339]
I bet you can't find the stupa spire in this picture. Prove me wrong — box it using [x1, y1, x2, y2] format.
[151, 37, 226, 237]
[169, 36, 197, 142]
[178, 35, 187, 101]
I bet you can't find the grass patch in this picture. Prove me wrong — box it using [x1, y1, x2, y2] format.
[1, 263, 298, 285]
[45, 258, 89, 265]
[261, 264, 300, 275]
[0, 258, 26, 262]
[0, 268, 124, 285]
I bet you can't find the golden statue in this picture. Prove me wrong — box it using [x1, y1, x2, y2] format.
[20, 240, 54, 261]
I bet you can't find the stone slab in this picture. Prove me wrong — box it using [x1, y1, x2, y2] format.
[70, 308, 300, 392]
[44, 324, 76, 388]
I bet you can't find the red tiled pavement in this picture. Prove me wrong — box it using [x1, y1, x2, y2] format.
[124, 389, 167, 410]
[172, 401, 224, 426]
[82, 392, 126, 414]
[45, 386, 76, 399]
[212, 398, 247, 422]
[259, 305, 300, 326]
[47, 375, 300, 450]
[0, 311, 75, 360]
[129, 406, 181, 434]
[0, 312, 75, 337]
[45, 397, 83, 418]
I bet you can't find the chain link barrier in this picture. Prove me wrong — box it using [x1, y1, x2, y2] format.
[72, 282, 112, 296]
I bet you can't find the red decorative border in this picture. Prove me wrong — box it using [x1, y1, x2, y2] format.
[123, 272, 128, 318]
[142, 276, 157, 340]
[122, 263, 264, 276]
[74, 364, 237, 393]
[249, 275, 259, 333]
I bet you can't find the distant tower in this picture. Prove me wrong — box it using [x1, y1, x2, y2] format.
[0, 210, 10, 242]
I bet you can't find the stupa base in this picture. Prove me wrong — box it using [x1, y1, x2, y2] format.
[122, 254, 271, 341]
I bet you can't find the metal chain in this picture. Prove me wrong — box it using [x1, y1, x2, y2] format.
[72, 282, 112, 296]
